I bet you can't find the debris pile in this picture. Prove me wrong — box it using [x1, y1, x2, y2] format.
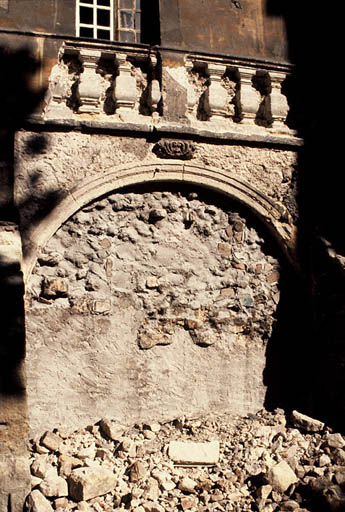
[26, 409, 345, 511]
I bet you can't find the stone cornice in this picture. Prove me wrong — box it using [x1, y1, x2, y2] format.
[22, 116, 303, 149]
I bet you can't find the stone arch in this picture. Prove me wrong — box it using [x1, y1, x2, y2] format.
[22, 160, 295, 281]
[25, 160, 294, 435]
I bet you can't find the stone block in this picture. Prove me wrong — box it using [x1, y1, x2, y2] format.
[68, 467, 117, 501]
[290, 410, 325, 433]
[168, 440, 219, 465]
[266, 461, 298, 493]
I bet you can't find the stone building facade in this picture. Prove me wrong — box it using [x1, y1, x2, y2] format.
[0, 1, 314, 509]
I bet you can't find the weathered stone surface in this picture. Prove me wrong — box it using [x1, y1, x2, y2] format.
[266, 461, 298, 493]
[39, 470, 68, 498]
[168, 440, 220, 465]
[26, 188, 283, 435]
[326, 432, 345, 449]
[31, 456, 50, 479]
[99, 419, 127, 441]
[40, 432, 61, 452]
[24, 409, 345, 511]
[25, 489, 54, 512]
[178, 476, 197, 492]
[129, 461, 147, 482]
[68, 467, 117, 501]
[290, 410, 325, 432]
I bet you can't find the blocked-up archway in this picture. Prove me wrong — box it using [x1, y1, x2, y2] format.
[24, 163, 293, 436]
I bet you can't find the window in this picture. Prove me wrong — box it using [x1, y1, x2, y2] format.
[76, 0, 114, 41]
[117, 0, 141, 43]
[76, 0, 160, 44]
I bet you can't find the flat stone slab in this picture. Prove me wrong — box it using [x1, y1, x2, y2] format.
[290, 410, 325, 433]
[168, 440, 219, 465]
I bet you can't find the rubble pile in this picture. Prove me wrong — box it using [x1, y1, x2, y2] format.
[25, 409, 345, 512]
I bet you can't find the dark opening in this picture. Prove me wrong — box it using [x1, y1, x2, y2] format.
[140, 0, 160, 45]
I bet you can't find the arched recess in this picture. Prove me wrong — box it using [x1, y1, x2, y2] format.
[22, 160, 296, 282]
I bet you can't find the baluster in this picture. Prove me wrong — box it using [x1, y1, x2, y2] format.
[206, 62, 227, 118]
[238, 66, 261, 124]
[269, 71, 289, 129]
[185, 60, 198, 115]
[77, 49, 102, 114]
[113, 53, 138, 113]
[147, 54, 161, 118]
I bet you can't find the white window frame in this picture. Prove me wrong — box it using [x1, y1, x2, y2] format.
[76, 0, 114, 40]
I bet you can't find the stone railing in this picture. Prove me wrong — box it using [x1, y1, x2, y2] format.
[46, 41, 161, 121]
[184, 55, 290, 131]
[44, 40, 293, 134]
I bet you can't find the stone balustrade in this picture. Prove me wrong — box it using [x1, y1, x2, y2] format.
[45, 40, 292, 134]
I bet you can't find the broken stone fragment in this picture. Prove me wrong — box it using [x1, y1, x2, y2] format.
[267, 271, 280, 284]
[138, 331, 172, 349]
[290, 410, 325, 433]
[143, 477, 160, 501]
[149, 209, 167, 221]
[99, 418, 127, 441]
[219, 287, 235, 298]
[40, 431, 62, 452]
[39, 470, 68, 498]
[144, 422, 161, 433]
[256, 484, 272, 501]
[54, 496, 69, 510]
[41, 277, 68, 299]
[30, 455, 50, 479]
[118, 437, 137, 457]
[58, 454, 83, 469]
[266, 460, 298, 493]
[326, 432, 345, 449]
[178, 476, 197, 493]
[180, 496, 197, 510]
[142, 502, 164, 512]
[168, 440, 220, 465]
[68, 467, 117, 501]
[129, 461, 147, 482]
[91, 300, 111, 314]
[77, 501, 92, 511]
[146, 277, 159, 289]
[217, 242, 231, 257]
[25, 489, 54, 512]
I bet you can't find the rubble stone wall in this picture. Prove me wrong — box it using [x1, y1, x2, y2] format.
[25, 186, 282, 436]
[15, 129, 298, 437]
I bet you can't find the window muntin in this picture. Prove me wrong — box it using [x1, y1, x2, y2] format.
[76, 0, 114, 41]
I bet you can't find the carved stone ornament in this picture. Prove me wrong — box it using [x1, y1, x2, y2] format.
[153, 140, 196, 160]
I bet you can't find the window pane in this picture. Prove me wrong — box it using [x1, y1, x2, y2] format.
[80, 6, 93, 24]
[120, 10, 134, 28]
[98, 0, 110, 5]
[119, 30, 135, 42]
[97, 29, 111, 39]
[136, 0, 140, 9]
[97, 8, 110, 26]
[80, 0, 93, 4]
[80, 27, 94, 38]
[120, 0, 133, 7]
[135, 11, 140, 30]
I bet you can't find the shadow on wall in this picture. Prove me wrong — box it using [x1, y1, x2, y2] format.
[264, 1, 345, 431]
[0, 46, 54, 400]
